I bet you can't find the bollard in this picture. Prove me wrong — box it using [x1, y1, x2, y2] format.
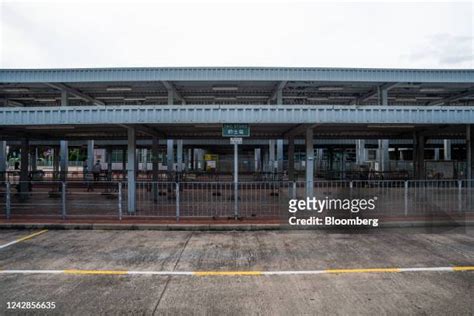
[6, 182, 11, 220]
[118, 182, 123, 220]
[176, 182, 180, 222]
[61, 182, 67, 220]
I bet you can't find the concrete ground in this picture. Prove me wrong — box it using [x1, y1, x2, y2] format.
[0, 228, 473, 315]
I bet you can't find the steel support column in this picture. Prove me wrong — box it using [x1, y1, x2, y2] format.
[167, 140, 174, 172]
[127, 127, 136, 214]
[277, 139, 283, 174]
[444, 139, 451, 160]
[60, 140, 68, 182]
[413, 132, 425, 180]
[152, 137, 159, 201]
[269, 140, 275, 173]
[467, 125, 474, 180]
[288, 137, 295, 181]
[106, 146, 113, 181]
[177, 140, 183, 172]
[0, 141, 6, 182]
[254, 148, 261, 172]
[87, 140, 94, 171]
[20, 138, 29, 195]
[356, 140, 367, 165]
[306, 128, 314, 198]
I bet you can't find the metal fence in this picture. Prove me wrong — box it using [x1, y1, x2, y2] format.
[1, 180, 473, 221]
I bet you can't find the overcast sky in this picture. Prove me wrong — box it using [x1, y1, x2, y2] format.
[0, 0, 472, 69]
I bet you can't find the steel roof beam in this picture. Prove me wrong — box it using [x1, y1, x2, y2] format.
[428, 89, 474, 106]
[283, 124, 320, 138]
[162, 81, 185, 104]
[0, 98, 24, 107]
[269, 81, 287, 104]
[354, 82, 400, 104]
[45, 83, 104, 105]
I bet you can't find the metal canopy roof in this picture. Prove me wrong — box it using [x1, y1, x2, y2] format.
[1, 67, 473, 83]
[0, 67, 473, 107]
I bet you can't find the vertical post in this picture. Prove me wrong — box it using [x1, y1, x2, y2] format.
[118, 182, 123, 220]
[356, 140, 366, 165]
[457, 180, 462, 212]
[60, 140, 68, 182]
[292, 181, 297, 199]
[31, 146, 37, 172]
[177, 140, 183, 172]
[6, 182, 11, 219]
[234, 142, 239, 218]
[127, 127, 136, 214]
[20, 138, 29, 197]
[254, 148, 261, 172]
[269, 140, 275, 174]
[176, 182, 180, 222]
[106, 146, 113, 181]
[306, 127, 314, 198]
[443, 139, 451, 160]
[434, 148, 440, 161]
[167, 139, 174, 173]
[152, 137, 159, 201]
[0, 141, 6, 183]
[122, 147, 127, 180]
[87, 140, 95, 172]
[277, 139, 283, 175]
[377, 140, 389, 172]
[288, 136, 295, 181]
[404, 180, 408, 216]
[467, 125, 474, 181]
[53, 146, 59, 180]
[413, 132, 425, 180]
[61, 181, 67, 220]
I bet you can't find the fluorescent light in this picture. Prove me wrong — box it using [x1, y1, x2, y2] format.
[96, 96, 124, 100]
[187, 96, 215, 99]
[420, 88, 445, 92]
[215, 97, 237, 101]
[307, 97, 329, 101]
[236, 95, 268, 99]
[367, 125, 415, 129]
[35, 98, 57, 102]
[318, 87, 343, 91]
[3, 88, 29, 92]
[106, 87, 132, 92]
[212, 86, 238, 91]
[417, 96, 442, 100]
[124, 98, 145, 101]
[396, 98, 417, 102]
[25, 126, 75, 130]
[145, 96, 167, 100]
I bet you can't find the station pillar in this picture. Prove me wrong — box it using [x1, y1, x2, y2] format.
[413, 132, 425, 180]
[20, 138, 29, 195]
[177, 140, 183, 172]
[106, 146, 113, 181]
[305, 128, 314, 198]
[269, 140, 275, 173]
[87, 140, 94, 172]
[277, 139, 283, 175]
[127, 127, 136, 213]
[356, 140, 367, 165]
[254, 148, 261, 172]
[0, 141, 6, 182]
[444, 139, 451, 160]
[152, 137, 159, 200]
[287, 137, 295, 181]
[167, 139, 174, 173]
[53, 146, 60, 180]
[467, 125, 474, 181]
[60, 140, 68, 182]
[377, 140, 390, 173]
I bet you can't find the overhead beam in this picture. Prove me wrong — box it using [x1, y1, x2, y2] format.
[45, 83, 104, 105]
[162, 81, 185, 104]
[269, 81, 287, 103]
[354, 82, 400, 104]
[428, 89, 474, 106]
[283, 124, 319, 138]
[0, 98, 24, 107]
[118, 124, 166, 138]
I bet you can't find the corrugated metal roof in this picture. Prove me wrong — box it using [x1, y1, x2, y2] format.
[0, 67, 473, 83]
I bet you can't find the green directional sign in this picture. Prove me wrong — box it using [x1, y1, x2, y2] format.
[222, 124, 250, 137]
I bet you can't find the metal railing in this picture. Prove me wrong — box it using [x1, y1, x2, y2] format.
[1, 180, 473, 221]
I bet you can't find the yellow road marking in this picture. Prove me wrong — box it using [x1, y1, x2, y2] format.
[194, 271, 262, 276]
[453, 266, 474, 271]
[64, 269, 128, 275]
[326, 268, 401, 274]
[15, 230, 48, 243]
[0, 230, 48, 250]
